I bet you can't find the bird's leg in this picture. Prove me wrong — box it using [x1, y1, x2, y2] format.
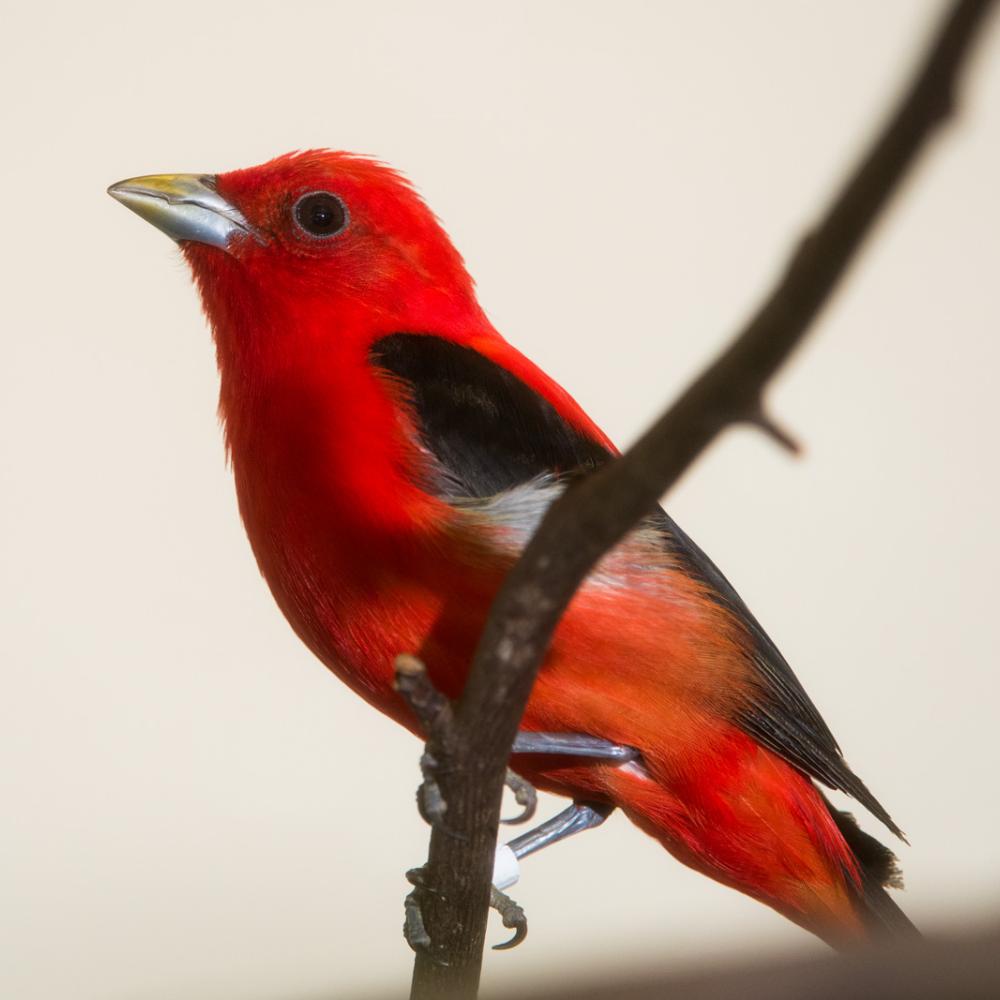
[487, 801, 613, 949]
[507, 801, 615, 862]
[511, 731, 639, 763]
[500, 731, 638, 826]
[422, 731, 634, 828]
[501, 732, 638, 825]
[405, 732, 635, 954]
[496, 731, 637, 883]
[406, 801, 617, 955]
[494, 801, 614, 887]
[501, 733, 638, 825]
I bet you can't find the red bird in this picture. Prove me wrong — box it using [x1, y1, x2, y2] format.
[109, 151, 913, 948]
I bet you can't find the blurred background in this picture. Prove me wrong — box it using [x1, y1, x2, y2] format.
[2, 2, 998, 997]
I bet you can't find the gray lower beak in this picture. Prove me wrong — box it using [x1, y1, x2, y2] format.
[107, 173, 255, 249]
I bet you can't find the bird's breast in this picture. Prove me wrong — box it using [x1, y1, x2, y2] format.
[225, 387, 751, 761]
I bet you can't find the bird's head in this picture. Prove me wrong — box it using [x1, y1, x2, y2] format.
[108, 151, 485, 357]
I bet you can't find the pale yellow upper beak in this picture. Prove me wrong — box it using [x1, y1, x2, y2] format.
[107, 173, 255, 249]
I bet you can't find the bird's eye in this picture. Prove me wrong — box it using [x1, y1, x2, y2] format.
[293, 191, 348, 239]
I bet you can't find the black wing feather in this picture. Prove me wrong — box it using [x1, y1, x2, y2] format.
[371, 332, 606, 498]
[653, 511, 904, 839]
[371, 332, 902, 838]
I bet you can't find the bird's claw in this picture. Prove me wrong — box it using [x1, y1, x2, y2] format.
[403, 886, 432, 955]
[490, 884, 528, 950]
[404, 866, 526, 955]
[415, 752, 470, 840]
[403, 867, 448, 963]
[501, 768, 537, 825]
[416, 750, 448, 827]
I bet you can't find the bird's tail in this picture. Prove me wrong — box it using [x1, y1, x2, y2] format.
[822, 796, 920, 942]
[597, 732, 917, 949]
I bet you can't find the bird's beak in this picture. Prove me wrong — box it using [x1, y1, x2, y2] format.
[107, 173, 256, 250]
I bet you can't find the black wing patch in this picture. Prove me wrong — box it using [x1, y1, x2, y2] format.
[370, 332, 607, 498]
[370, 332, 901, 838]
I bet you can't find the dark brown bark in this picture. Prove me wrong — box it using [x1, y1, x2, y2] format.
[405, 2, 997, 997]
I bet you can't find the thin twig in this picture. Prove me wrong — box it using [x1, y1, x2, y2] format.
[395, 654, 454, 741]
[407, 3, 996, 997]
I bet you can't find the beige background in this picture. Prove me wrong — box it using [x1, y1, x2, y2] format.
[3, 2, 999, 997]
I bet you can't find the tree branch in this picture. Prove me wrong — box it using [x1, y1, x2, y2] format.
[407, 2, 996, 997]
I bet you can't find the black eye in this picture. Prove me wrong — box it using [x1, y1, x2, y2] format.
[293, 191, 348, 238]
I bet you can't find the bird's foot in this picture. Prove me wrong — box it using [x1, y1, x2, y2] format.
[402, 865, 527, 955]
[502, 768, 537, 825]
[416, 750, 447, 827]
[490, 885, 528, 950]
[403, 866, 447, 962]
[414, 751, 469, 841]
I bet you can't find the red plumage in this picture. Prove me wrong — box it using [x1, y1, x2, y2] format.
[122, 150, 912, 947]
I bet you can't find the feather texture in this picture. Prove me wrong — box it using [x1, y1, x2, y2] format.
[161, 150, 913, 946]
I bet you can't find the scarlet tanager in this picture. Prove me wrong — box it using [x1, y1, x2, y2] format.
[108, 151, 914, 947]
